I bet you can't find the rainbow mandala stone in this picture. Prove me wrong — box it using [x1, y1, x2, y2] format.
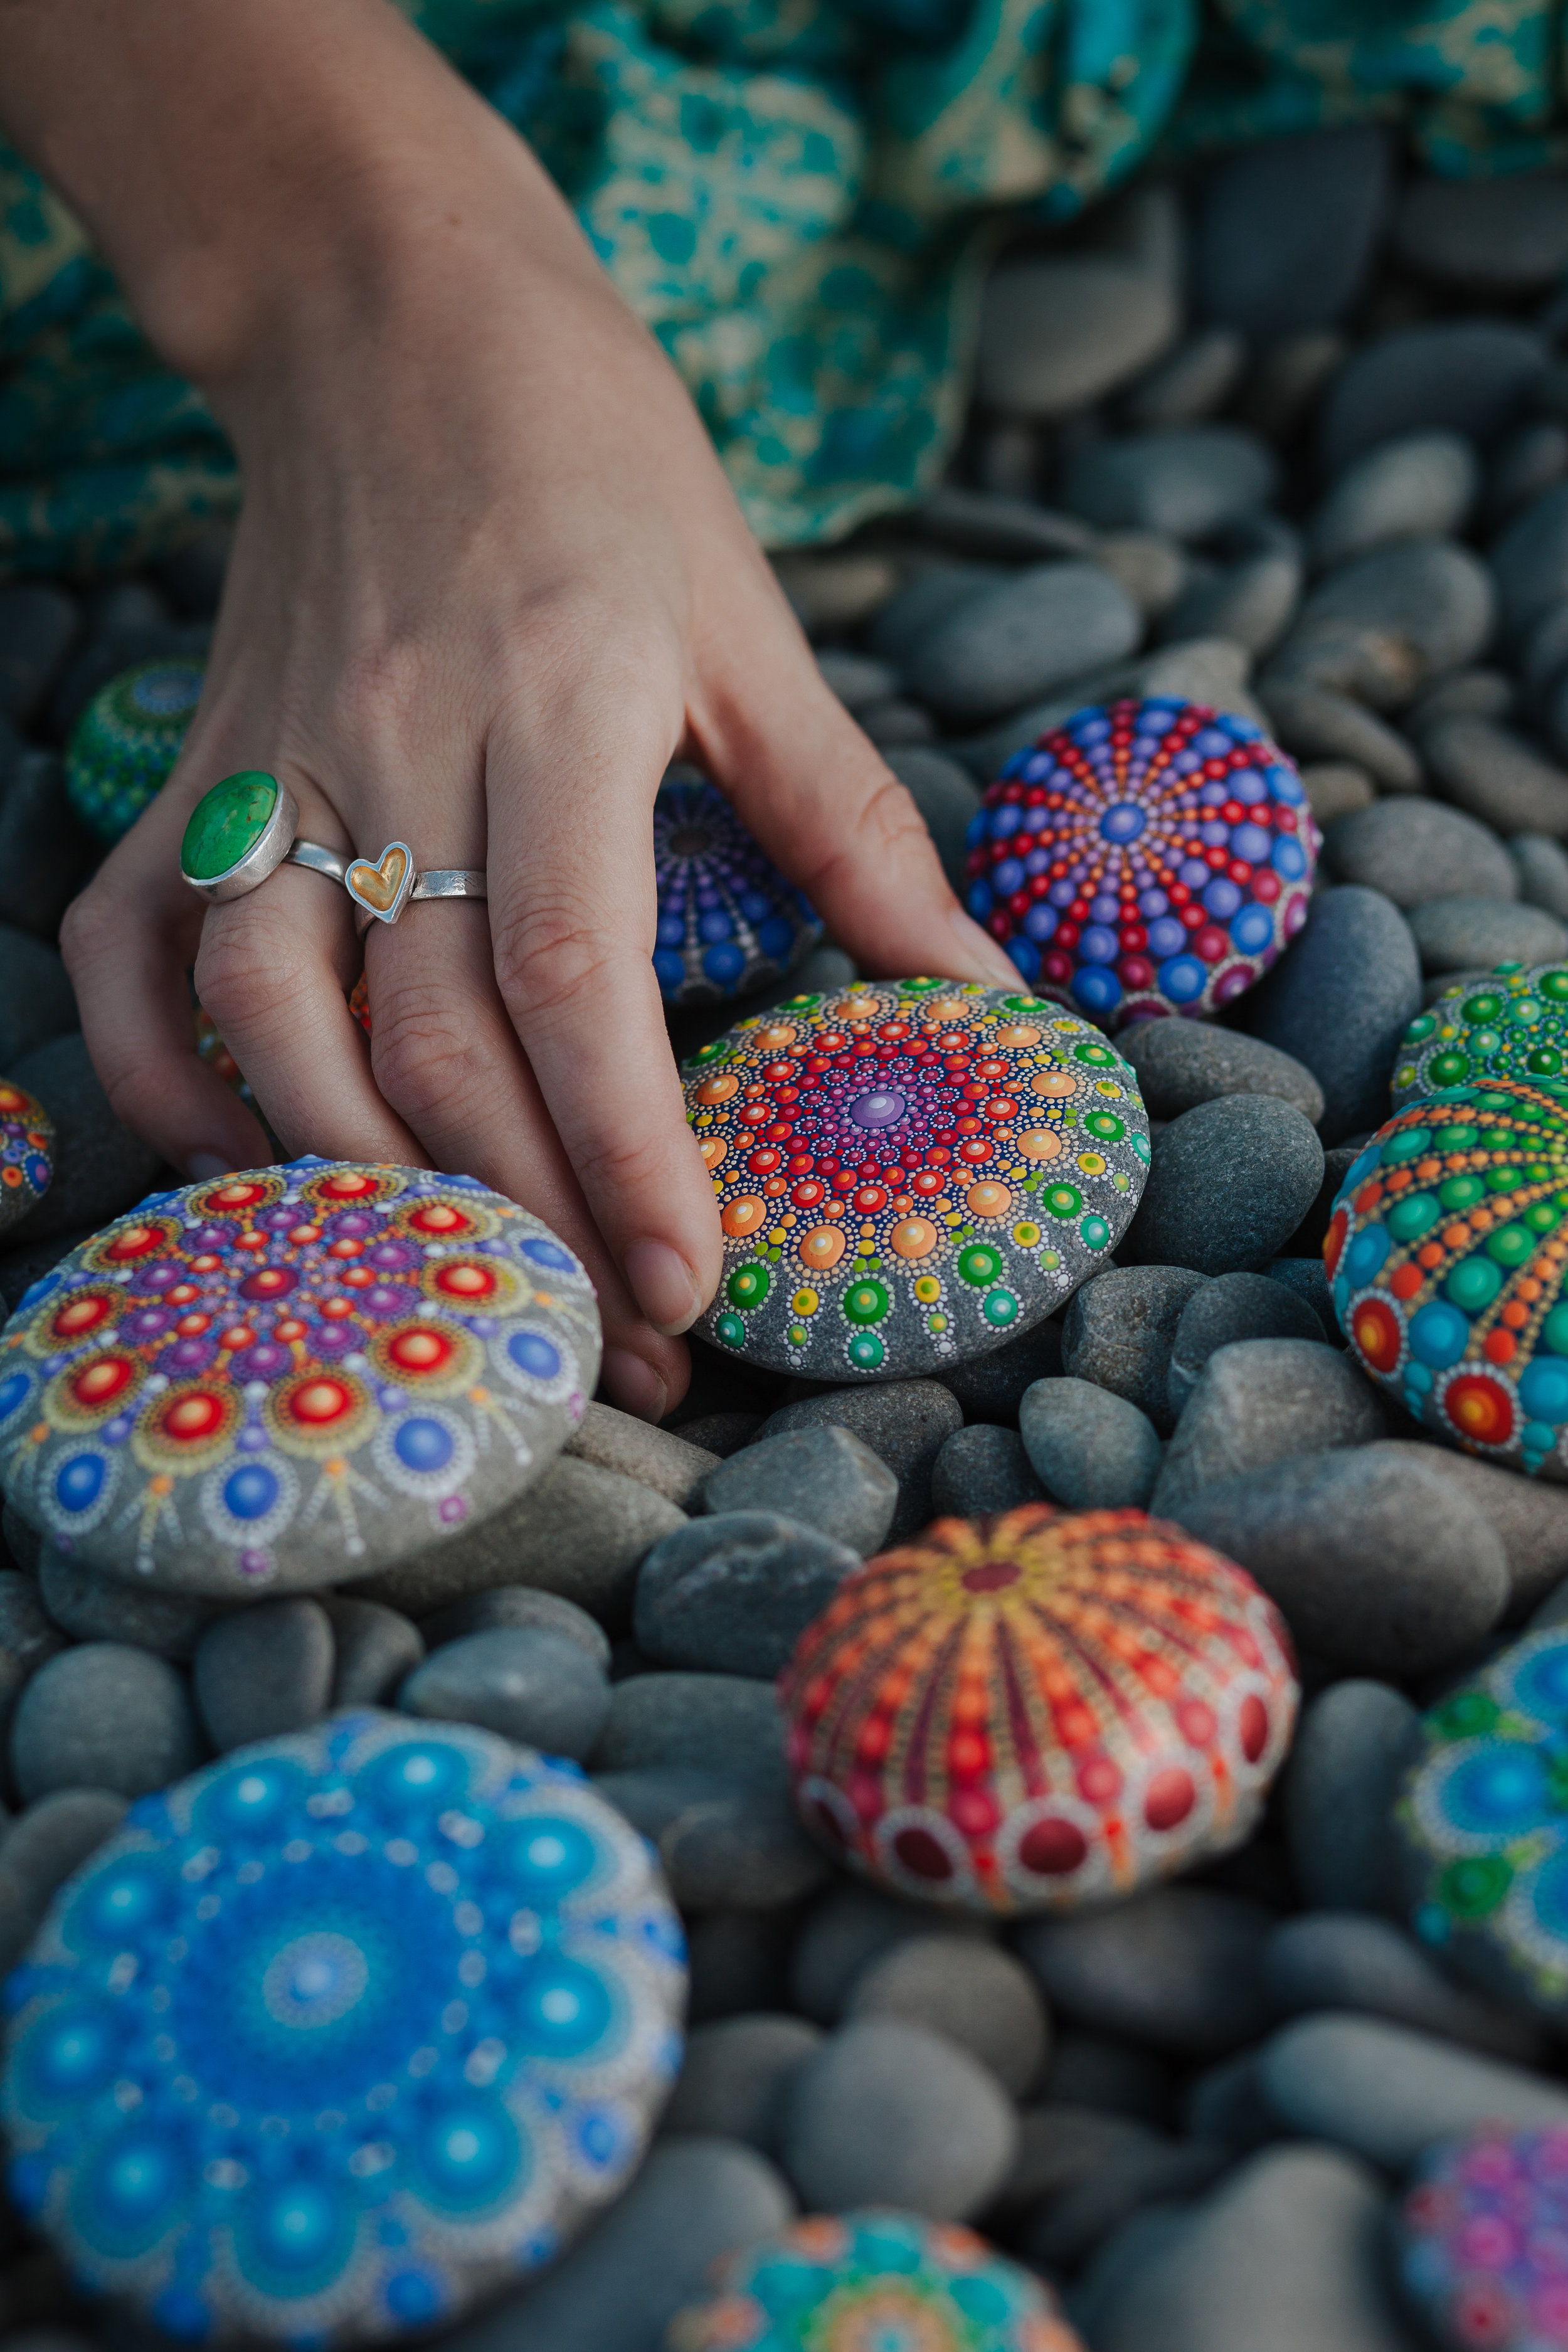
[666, 2211, 1086, 2352]
[65, 659, 205, 844]
[1397, 1629, 1568, 2023]
[1394, 961, 1568, 1112]
[0, 1077, 53, 1239]
[0, 1158, 600, 1597]
[1, 1714, 686, 2346]
[654, 775, 821, 1004]
[686, 980, 1149, 1380]
[1325, 1079, 1568, 1476]
[1401, 2127, 1568, 2351]
[779, 1503, 1298, 1917]
[967, 697, 1317, 1026]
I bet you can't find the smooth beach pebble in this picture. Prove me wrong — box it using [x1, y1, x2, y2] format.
[0, 1715, 686, 2345]
[1165, 1273, 1325, 1417]
[779, 1503, 1297, 1916]
[968, 697, 1316, 1022]
[1391, 960, 1568, 1108]
[1240, 882, 1421, 1142]
[11, 1641, 201, 1803]
[1018, 1376, 1163, 1510]
[683, 981, 1149, 1382]
[0, 1157, 600, 1596]
[845, 1935, 1049, 2097]
[931, 1423, 1047, 1517]
[1409, 898, 1568, 978]
[1015, 1886, 1276, 2062]
[1326, 797, 1520, 911]
[399, 1626, 612, 1760]
[633, 1511, 859, 1678]
[652, 773, 820, 1004]
[1124, 1094, 1325, 1276]
[701, 1426, 898, 1555]
[1284, 1678, 1421, 1914]
[63, 657, 203, 844]
[1400, 2126, 1568, 2352]
[775, 2020, 1020, 2220]
[1061, 1264, 1207, 1432]
[192, 1597, 334, 1749]
[752, 1380, 963, 1543]
[0, 1075, 52, 1240]
[1115, 1019, 1324, 1123]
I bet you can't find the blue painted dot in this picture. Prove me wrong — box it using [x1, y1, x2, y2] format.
[1071, 965, 1121, 1015]
[1157, 955, 1206, 1004]
[508, 1332, 562, 1382]
[1004, 937, 1039, 982]
[0, 1370, 30, 1423]
[221, 1464, 278, 1522]
[1408, 1300, 1469, 1369]
[1202, 878, 1242, 921]
[1521, 1359, 1568, 1424]
[54, 1452, 105, 1514]
[701, 942, 746, 987]
[1022, 901, 1057, 944]
[652, 949, 684, 993]
[395, 1417, 454, 1473]
[967, 880, 992, 919]
[1099, 801, 1145, 842]
[756, 915, 793, 960]
[521, 1238, 575, 1273]
[1272, 837, 1308, 880]
[1230, 822, 1272, 863]
[1229, 904, 1275, 955]
[992, 857, 1024, 896]
[1343, 1224, 1391, 1285]
[1146, 916, 1186, 958]
[1078, 924, 1118, 965]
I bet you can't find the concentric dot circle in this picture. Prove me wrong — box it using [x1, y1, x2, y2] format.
[967, 696, 1318, 1027]
[1401, 2125, 1568, 2352]
[0, 1076, 54, 1240]
[653, 773, 821, 1004]
[65, 658, 206, 844]
[0, 1715, 686, 2347]
[1394, 960, 1568, 1113]
[779, 1502, 1298, 1917]
[684, 980, 1150, 1378]
[0, 1158, 600, 1596]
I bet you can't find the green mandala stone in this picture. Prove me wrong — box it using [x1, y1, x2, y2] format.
[180, 771, 279, 884]
[65, 658, 206, 843]
[1395, 962, 1568, 1112]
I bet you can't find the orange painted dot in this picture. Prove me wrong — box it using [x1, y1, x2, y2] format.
[799, 1225, 846, 1271]
[1484, 1328, 1518, 1365]
[967, 1181, 1012, 1219]
[320, 1172, 377, 1199]
[274, 1318, 307, 1343]
[1443, 1224, 1473, 1249]
[1030, 1070, 1076, 1099]
[175, 1313, 212, 1337]
[696, 1074, 739, 1106]
[0, 1087, 23, 1114]
[1390, 1264, 1423, 1301]
[721, 1196, 767, 1239]
[435, 1261, 496, 1300]
[756, 1025, 797, 1049]
[321, 1296, 355, 1320]
[701, 1137, 727, 1171]
[1017, 1129, 1062, 1162]
[220, 1325, 255, 1351]
[166, 1285, 199, 1306]
[889, 1218, 938, 1260]
[995, 1025, 1040, 1047]
[1502, 1301, 1530, 1330]
[1417, 1242, 1445, 1270]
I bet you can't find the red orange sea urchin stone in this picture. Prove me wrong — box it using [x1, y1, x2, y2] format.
[778, 1503, 1298, 1917]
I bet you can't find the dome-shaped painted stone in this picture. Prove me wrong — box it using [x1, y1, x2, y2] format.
[1325, 1078, 1568, 1477]
[0, 1078, 53, 1239]
[687, 981, 1150, 1380]
[1394, 961, 1568, 1113]
[779, 1503, 1298, 1917]
[65, 658, 205, 843]
[194, 1009, 257, 1110]
[967, 697, 1317, 1027]
[0, 1157, 600, 1596]
[1, 1713, 686, 2346]
[666, 2210, 1086, 2352]
[1396, 1628, 1568, 2024]
[350, 973, 373, 1035]
[654, 775, 821, 1004]
[1401, 2126, 1568, 2351]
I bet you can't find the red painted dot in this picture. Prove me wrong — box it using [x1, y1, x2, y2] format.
[892, 1826, 953, 1882]
[1018, 1818, 1088, 1877]
[1143, 1767, 1195, 1831]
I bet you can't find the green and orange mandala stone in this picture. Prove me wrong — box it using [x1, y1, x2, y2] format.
[684, 980, 1149, 1380]
[65, 659, 204, 844]
[1326, 1078, 1568, 1476]
[1393, 961, 1568, 1112]
[0, 1078, 53, 1239]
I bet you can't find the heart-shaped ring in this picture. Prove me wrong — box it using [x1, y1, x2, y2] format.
[345, 842, 415, 924]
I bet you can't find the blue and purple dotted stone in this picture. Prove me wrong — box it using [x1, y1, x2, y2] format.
[654, 774, 821, 1004]
[966, 698, 1318, 1028]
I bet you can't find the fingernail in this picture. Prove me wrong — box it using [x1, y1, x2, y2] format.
[187, 1150, 237, 1180]
[951, 908, 1025, 990]
[601, 1348, 669, 1423]
[623, 1238, 704, 1335]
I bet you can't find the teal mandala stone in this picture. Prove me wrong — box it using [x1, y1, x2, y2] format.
[0, 1158, 600, 1596]
[1396, 1630, 1568, 2025]
[1, 1714, 686, 2346]
[1394, 961, 1568, 1113]
[65, 659, 205, 844]
[1325, 1078, 1568, 1476]
[654, 774, 821, 1005]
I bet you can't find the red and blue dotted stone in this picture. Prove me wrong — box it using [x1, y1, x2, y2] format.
[654, 776, 822, 1004]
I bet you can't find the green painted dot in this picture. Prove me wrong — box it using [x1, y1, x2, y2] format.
[1486, 1222, 1534, 1266]
[1084, 1111, 1125, 1142]
[1404, 1014, 1437, 1044]
[955, 1245, 1002, 1288]
[1433, 1689, 1501, 1741]
[780, 993, 822, 1009]
[1438, 1853, 1512, 1920]
[1073, 1043, 1114, 1067]
[691, 1039, 733, 1066]
[982, 1288, 1019, 1327]
[1508, 999, 1545, 1026]
[1445, 1257, 1501, 1312]
[726, 1263, 771, 1310]
[1528, 1200, 1562, 1233]
[1382, 1128, 1431, 1166]
[179, 770, 278, 882]
[1043, 1184, 1083, 1220]
[1079, 1214, 1111, 1250]
[1428, 1052, 1471, 1085]
[1542, 1304, 1568, 1355]
[1000, 992, 1037, 1012]
[843, 1279, 889, 1325]
[1434, 1126, 1478, 1152]
[1040, 1249, 1062, 1269]
[846, 1332, 885, 1370]
[1530, 1048, 1565, 1074]
[1130, 1134, 1151, 1166]
[716, 1312, 746, 1348]
[1439, 1173, 1486, 1210]
[788, 1325, 808, 1346]
[1463, 993, 1505, 1024]
[1544, 971, 1568, 1000]
[1386, 1194, 1439, 1241]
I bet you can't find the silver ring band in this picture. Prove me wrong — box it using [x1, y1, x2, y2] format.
[287, 840, 351, 885]
[355, 868, 487, 935]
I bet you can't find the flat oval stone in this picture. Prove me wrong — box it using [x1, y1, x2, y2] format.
[968, 696, 1318, 1025]
[653, 774, 821, 1005]
[1400, 2125, 1568, 2350]
[1397, 1628, 1568, 2028]
[0, 1075, 53, 1239]
[684, 982, 1149, 1380]
[0, 1714, 686, 2344]
[179, 768, 278, 886]
[1394, 960, 1568, 1110]
[1325, 1081, 1568, 1476]
[65, 658, 204, 844]
[0, 1155, 600, 1594]
[779, 1501, 1298, 1916]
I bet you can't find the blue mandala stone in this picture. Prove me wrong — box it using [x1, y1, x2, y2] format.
[654, 775, 822, 1005]
[0, 1158, 600, 1597]
[1, 1715, 686, 2346]
[65, 659, 206, 844]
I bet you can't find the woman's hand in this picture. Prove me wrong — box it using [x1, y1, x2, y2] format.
[14, 0, 1018, 1417]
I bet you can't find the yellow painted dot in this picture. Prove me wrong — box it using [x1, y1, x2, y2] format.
[792, 1288, 819, 1316]
[1077, 1152, 1107, 1175]
[914, 1274, 941, 1304]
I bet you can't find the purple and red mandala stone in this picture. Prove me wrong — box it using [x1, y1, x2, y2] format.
[967, 697, 1318, 1027]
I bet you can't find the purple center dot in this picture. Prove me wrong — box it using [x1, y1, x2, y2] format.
[848, 1089, 907, 1130]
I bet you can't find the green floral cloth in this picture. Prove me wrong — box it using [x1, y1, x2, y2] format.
[3, 0, 1567, 575]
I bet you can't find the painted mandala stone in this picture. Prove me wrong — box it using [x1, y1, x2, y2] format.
[1401, 2127, 1568, 2351]
[194, 1010, 256, 1109]
[666, 2210, 1085, 2352]
[779, 1504, 1298, 1917]
[1, 1713, 686, 2346]
[65, 659, 205, 844]
[1397, 1628, 1568, 2023]
[1325, 1078, 1568, 1477]
[654, 775, 821, 1004]
[0, 1078, 53, 1239]
[350, 973, 373, 1036]
[967, 697, 1317, 1027]
[0, 1157, 600, 1596]
[686, 981, 1150, 1380]
[1394, 960, 1568, 1112]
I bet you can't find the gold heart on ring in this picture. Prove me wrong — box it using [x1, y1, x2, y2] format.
[345, 842, 414, 923]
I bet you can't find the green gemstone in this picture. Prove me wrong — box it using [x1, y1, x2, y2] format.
[181, 771, 278, 882]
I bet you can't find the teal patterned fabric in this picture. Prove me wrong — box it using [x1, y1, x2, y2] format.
[3, 0, 1568, 576]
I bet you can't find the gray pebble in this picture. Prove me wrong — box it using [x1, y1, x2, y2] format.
[1301, 762, 1375, 824]
[1493, 477, 1568, 636]
[930, 1424, 1046, 1518]
[8, 1032, 164, 1242]
[936, 1316, 1062, 1425]
[322, 1596, 425, 1708]
[903, 562, 1142, 728]
[1016, 1888, 1276, 2062]
[1407, 893, 1568, 975]
[1240, 884, 1421, 1141]
[1485, 420, 1568, 531]
[1064, 428, 1277, 541]
[1325, 797, 1516, 909]
[858, 699, 935, 748]
[591, 1671, 785, 1788]
[909, 487, 1096, 564]
[1172, 1444, 1510, 1675]
[1039, 2033, 1174, 2127]
[1154, 546, 1300, 656]
[0, 1221, 98, 1314]
[790, 1881, 990, 2025]
[660, 2015, 824, 2153]
[756, 1381, 961, 1543]
[703, 1428, 895, 1557]
[657, 1779, 829, 1912]
[1309, 431, 1476, 571]
[193, 1599, 335, 1751]
[776, 2018, 1017, 2219]
[1408, 666, 1515, 731]
[845, 1935, 1047, 2097]
[1153, 1338, 1386, 1518]
[1020, 2131, 1231, 2275]
[1166, 1274, 1325, 1419]
[1124, 1096, 1325, 1276]
[776, 549, 899, 636]
[1510, 829, 1568, 917]
[816, 649, 898, 711]
[977, 257, 1179, 418]
[11, 1644, 201, 1803]
[1061, 1265, 1207, 1434]
[1196, 127, 1391, 338]
[1283, 1678, 1421, 1915]
[0, 1787, 127, 1968]
[670, 1410, 762, 1460]
[1254, 2013, 1568, 2168]
[593, 1765, 732, 1842]
[1239, 327, 1347, 440]
[0, 583, 78, 728]
[1019, 1377, 1162, 1511]
[0, 1569, 65, 1753]
[687, 1911, 793, 2025]
[866, 561, 1001, 664]
[982, 2100, 1152, 2222]
[401, 1626, 610, 1761]
[1121, 326, 1248, 432]
[883, 747, 980, 897]
[1117, 1020, 1325, 1124]
[420, 1585, 612, 1670]
[1266, 1256, 1340, 1338]
[0, 749, 96, 943]
[1424, 712, 1568, 835]
[1256, 678, 1422, 792]
[635, 1512, 857, 1677]
[1298, 539, 1496, 693]
[1360, 1436, 1568, 1617]
[1264, 1912, 1543, 2065]
[1093, 531, 1188, 615]
[564, 1402, 718, 1509]
[1322, 321, 1546, 476]
[1395, 172, 1568, 294]
[40, 1544, 225, 1661]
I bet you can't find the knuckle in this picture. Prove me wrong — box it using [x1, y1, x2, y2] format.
[194, 903, 310, 1036]
[491, 902, 630, 1028]
[369, 982, 492, 1127]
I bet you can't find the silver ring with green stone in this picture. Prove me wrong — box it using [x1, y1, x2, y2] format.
[179, 771, 349, 906]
